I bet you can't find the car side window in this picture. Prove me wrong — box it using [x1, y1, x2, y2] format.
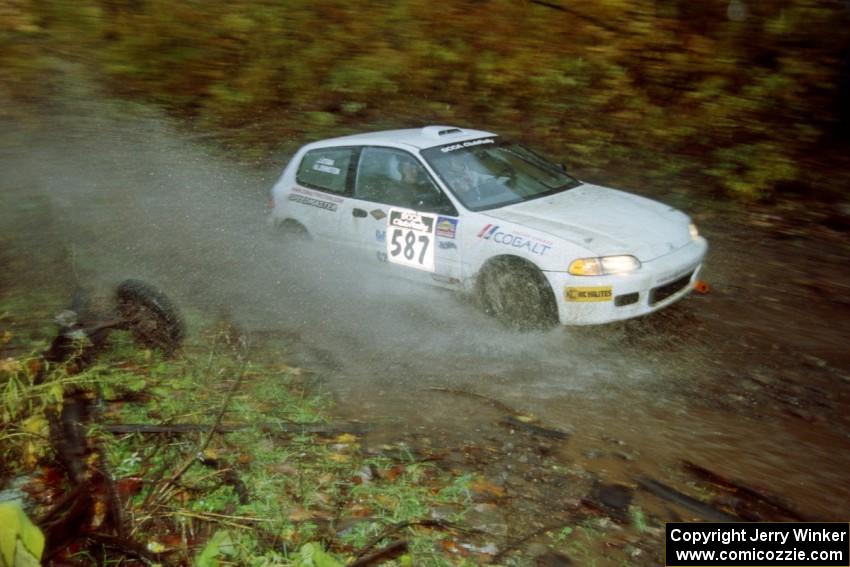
[354, 147, 456, 215]
[296, 148, 354, 194]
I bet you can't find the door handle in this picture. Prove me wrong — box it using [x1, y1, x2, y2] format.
[352, 208, 368, 218]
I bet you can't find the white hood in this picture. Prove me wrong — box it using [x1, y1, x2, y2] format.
[483, 184, 692, 261]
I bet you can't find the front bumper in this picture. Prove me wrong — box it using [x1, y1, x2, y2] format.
[545, 237, 708, 325]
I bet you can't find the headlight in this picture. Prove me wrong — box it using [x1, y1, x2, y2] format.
[568, 255, 641, 276]
[689, 223, 699, 240]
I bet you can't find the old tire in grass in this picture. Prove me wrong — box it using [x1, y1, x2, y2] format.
[115, 279, 185, 354]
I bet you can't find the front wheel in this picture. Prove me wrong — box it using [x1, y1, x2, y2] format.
[477, 258, 559, 330]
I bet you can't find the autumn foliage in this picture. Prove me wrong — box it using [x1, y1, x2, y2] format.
[2, 0, 848, 200]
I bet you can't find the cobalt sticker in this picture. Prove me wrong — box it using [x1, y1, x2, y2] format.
[477, 224, 551, 256]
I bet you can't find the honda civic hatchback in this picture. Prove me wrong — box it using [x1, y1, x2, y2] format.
[268, 126, 708, 328]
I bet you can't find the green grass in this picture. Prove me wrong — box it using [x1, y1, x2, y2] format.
[0, 314, 482, 565]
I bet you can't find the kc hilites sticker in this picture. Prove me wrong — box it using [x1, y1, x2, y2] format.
[565, 286, 613, 302]
[386, 209, 437, 272]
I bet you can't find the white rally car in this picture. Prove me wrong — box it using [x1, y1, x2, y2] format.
[269, 126, 708, 327]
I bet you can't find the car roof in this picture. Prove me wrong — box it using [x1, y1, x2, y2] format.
[310, 125, 497, 151]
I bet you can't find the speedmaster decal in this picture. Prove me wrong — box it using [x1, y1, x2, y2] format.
[292, 186, 344, 203]
[387, 209, 436, 272]
[288, 194, 338, 212]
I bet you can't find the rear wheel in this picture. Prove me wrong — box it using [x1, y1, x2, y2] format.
[478, 258, 559, 330]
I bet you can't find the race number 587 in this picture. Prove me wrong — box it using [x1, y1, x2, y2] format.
[387, 209, 436, 272]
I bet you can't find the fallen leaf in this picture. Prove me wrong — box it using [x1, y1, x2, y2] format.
[26, 358, 43, 376]
[333, 433, 358, 444]
[147, 541, 167, 553]
[159, 533, 184, 550]
[346, 504, 373, 517]
[513, 414, 537, 423]
[0, 357, 22, 373]
[288, 506, 333, 522]
[383, 465, 405, 481]
[91, 499, 107, 529]
[470, 478, 506, 499]
[268, 463, 298, 476]
[202, 448, 220, 462]
[116, 477, 144, 500]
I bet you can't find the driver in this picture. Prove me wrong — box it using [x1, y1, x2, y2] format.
[446, 156, 480, 202]
[397, 156, 437, 203]
[399, 158, 430, 190]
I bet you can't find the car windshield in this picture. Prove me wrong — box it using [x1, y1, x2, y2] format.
[421, 139, 580, 211]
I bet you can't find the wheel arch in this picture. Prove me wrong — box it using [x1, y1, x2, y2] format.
[273, 217, 311, 239]
[475, 254, 550, 289]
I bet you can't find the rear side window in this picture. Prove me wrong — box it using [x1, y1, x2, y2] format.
[296, 148, 354, 194]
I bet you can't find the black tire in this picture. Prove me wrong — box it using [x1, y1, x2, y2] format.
[115, 279, 185, 354]
[477, 257, 559, 330]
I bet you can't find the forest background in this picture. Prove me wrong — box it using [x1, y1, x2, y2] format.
[2, 0, 849, 205]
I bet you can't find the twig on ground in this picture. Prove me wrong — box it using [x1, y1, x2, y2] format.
[347, 540, 409, 567]
[352, 519, 484, 560]
[681, 460, 804, 521]
[85, 533, 162, 566]
[637, 476, 739, 522]
[426, 387, 521, 416]
[491, 518, 577, 563]
[102, 421, 372, 435]
[150, 357, 249, 506]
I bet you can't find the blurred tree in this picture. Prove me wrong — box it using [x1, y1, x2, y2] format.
[1, 0, 847, 200]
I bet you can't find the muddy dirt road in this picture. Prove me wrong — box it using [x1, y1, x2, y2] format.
[2, 98, 850, 546]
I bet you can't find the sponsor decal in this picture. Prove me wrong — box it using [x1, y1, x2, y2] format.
[375, 229, 386, 243]
[476, 224, 551, 256]
[565, 286, 613, 302]
[370, 209, 386, 220]
[288, 194, 338, 211]
[292, 186, 344, 203]
[438, 241, 457, 250]
[440, 138, 495, 153]
[376, 251, 388, 263]
[436, 217, 458, 239]
[312, 157, 340, 175]
[390, 210, 434, 233]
